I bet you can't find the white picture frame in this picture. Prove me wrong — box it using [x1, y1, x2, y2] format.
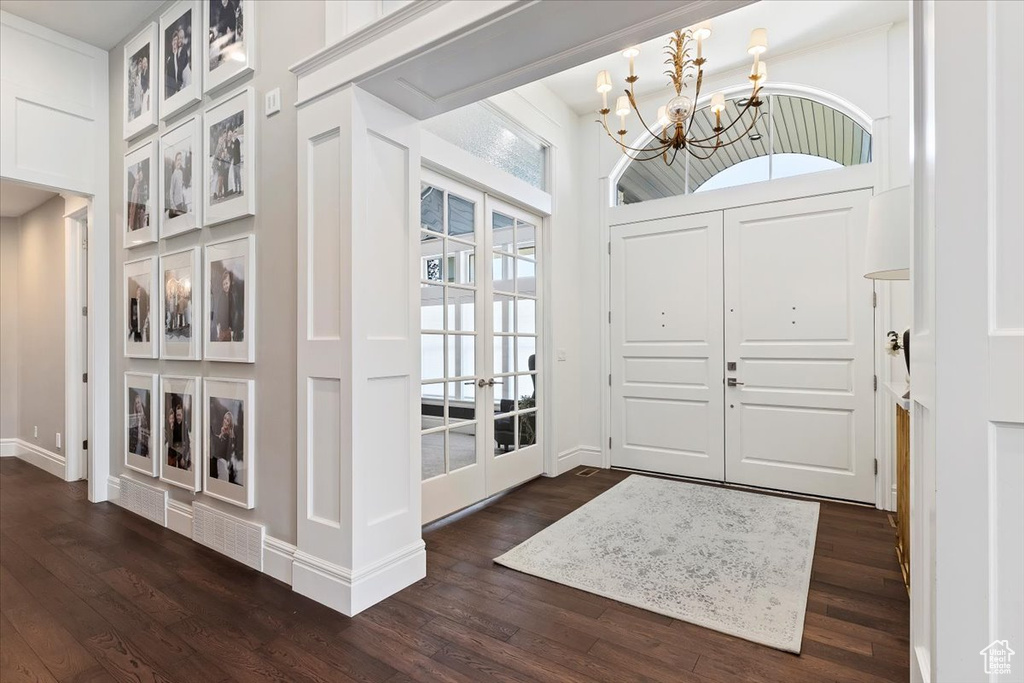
[160, 247, 203, 360]
[159, 0, 202, 121]
[125, 141, 158, 248]
[203, 377, 254, 508]
[203, 87, 256, 226]
[124, 257, 159, 359]
[203, 0, 255, 95]
[159, 375, 203, 492]
[123, 23, 160, 141]
[160, 116, 202, 237]
[125, 372, 159, 477]
[204, 235, 254, 362]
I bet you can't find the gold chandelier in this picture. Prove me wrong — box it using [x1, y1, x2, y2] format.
[597, 24, 769, 165]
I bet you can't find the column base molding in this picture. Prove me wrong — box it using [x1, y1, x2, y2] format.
[292, 540, 426, 616]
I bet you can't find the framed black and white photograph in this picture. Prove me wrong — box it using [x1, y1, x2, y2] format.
[125, 141, 158, 247]
[203, 87, 255, 226]
[124, 23, 160, 140]
[125, 372, 158, 476]
[203, 0, 255, 94]
[159, 375, 202, 491]
[124, 257, 158, 359]
[204, 235, 254, 362]
[203, 377, 254, 508]
[159, 0, 202, 120]
[160, 247, 202, 360]
[160, 116, 202, 237]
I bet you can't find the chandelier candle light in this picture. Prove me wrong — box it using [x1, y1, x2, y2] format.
[597, 24, 769, 165]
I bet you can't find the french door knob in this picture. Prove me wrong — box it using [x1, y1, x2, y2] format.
[727, 378, 744, 387]
[487, 379, 504, 387]
[477, 378, 488, 388]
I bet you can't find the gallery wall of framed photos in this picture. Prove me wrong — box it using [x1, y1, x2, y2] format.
[112, 0, 316, 524]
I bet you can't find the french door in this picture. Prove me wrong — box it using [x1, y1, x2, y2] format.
[420, 170, 543, 523]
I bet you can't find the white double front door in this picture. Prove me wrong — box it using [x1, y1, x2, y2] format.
[419, 170, 544, 523]
[611, 190, 876, 503]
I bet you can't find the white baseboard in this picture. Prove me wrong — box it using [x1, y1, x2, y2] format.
[890, 484, 898, 513]
[2, 438, 66, 478]
[107, 475, 121, 500]
[166, 499, 194, 538]
[553, 446, 605, 475]
[578, 446, 603, 468]
[293, 540, 426, 617]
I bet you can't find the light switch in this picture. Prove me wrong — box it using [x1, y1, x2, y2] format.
[265, 88, 281, 117]
[557, 349, 567, 361]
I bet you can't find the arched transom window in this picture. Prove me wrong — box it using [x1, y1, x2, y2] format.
[616, 94, 872, 204]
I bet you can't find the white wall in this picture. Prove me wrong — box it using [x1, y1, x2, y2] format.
[108, 1, 324, 542]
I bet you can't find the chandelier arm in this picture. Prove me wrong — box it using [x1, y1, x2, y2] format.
[626, 90, 667, 144]
[687, 109, 764, 149]
[686, 88, 764, 145]
[597, 119, 672, 155]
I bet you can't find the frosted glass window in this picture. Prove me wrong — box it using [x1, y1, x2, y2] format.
[424, 102, 548, 190]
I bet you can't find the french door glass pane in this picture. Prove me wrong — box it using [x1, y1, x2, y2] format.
[517, 336, 536, 372]
[516, 259, 536, 296]
[421, 430, 445, 480]
[449, 422, 477, 471]
[493, 213, 515, 252]
[447, 335, 475, 378]
[420, 186, 443, 233]
[420, 284, 444, 330]
[494, 335, 514, 375]
[448, 195, 476, 237]
[515, 299, 535, 334]
[421, 335, 444, 381]
[446, 287, 474, 332]
[493, 254, 514, 292]
[447, 240, 475, 285]
[493, 293, 514, 334]
[516, 222, 535, 254]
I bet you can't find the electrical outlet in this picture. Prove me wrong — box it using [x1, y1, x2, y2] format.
[34, 425, 38, 438]
[557, 349, 567, 361]
[265, 88, 281, 117]
[56, 433, 61, 449]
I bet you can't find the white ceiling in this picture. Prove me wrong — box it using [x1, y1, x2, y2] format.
[0, 0, 163, 50]
[543, 0, 909, 115]
[0, 179, 58, 218]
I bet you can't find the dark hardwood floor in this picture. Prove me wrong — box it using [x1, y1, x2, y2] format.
[0, 458, 909, 682]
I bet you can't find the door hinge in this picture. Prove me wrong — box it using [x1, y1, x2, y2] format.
[872, 291, 877, 308]
[608, 242, 611, 255]
[81, 306, 87, 316]
[874, 458, 878, 476]
[873, 374, 877, 391]
[82, 372, 88, 383]
[608, 374, 612, 386]
[609, 436, 612, 449]
[82, 439, 88, 450]
[608, 311, 611, 324]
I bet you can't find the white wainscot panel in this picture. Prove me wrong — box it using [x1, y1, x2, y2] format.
[308, 129, 342, 340]
[738, 210, 850, 342]
[623, 228, 709, 343]
[740, 404, 853, 472]
[624, 397, 709, 456]
[623, 357, 708, 388]
[992, 423, 1023, 646]
[0, 23, 96, 108]
[308, 378, 342, 528]
[13, 98, 92, 182]
[364, 375, 410, 526]
[742, 358, 853, 393]
[363, 133, 409, 339]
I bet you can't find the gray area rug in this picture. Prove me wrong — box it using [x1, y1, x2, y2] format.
[494, 475, 820, 653]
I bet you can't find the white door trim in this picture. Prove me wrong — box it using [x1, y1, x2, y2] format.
[63, 203, 89, 482]
[602, 164, 879, 504]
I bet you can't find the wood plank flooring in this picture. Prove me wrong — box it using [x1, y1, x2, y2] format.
[0, 458, 909, 682]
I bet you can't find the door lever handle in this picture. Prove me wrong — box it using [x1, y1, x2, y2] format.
[727, 378, 745, 387]
[488, 379, 504, 386]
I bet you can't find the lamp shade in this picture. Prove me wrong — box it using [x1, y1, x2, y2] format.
[864, 185, 910, 280]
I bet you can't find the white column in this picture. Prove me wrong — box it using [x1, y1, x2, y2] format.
[911, 2, 1024, 681]
[294, 85, 423, 616]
